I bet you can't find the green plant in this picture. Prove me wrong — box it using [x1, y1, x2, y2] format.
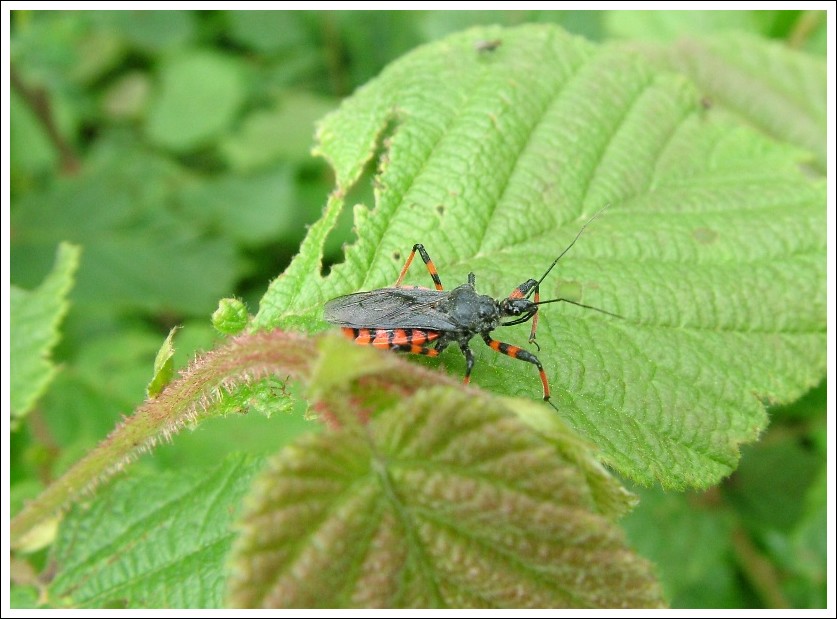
[9, 12, 826, 609]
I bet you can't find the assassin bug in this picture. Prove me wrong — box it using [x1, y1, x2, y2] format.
[323, 208, 620, 406]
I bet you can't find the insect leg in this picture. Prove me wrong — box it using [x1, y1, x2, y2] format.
[481, 334, 551, 401]
[507, 278, 541, 349]
[529, 285, 541, 347]
[393, 344, 440, 358]
[394, 244, 444, 290]
[459, 342, 475, 385]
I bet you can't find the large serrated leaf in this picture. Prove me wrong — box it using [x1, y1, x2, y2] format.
[47, 455, 263, 608]
[229, 384, 663, 608]
[10, 242, 81, 421]
[253, 24, 825, 489]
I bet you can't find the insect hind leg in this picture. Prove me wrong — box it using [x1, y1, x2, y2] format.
[394, 244, 444, 290]
[393, 344, 440, 357]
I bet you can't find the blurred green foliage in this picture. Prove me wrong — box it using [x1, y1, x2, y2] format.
[9, 9, 826, 609]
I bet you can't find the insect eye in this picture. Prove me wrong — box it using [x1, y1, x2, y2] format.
[501, 300, 518, 315]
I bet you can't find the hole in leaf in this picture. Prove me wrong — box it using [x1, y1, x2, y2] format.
[319, 113, 401, 277]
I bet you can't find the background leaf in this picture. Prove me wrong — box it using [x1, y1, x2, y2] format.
[10, 243, 80, 421]
[220, 91, 338, 169]
[254, 24, 825, 489]
[605, 10, 778, 40]
[11, 141, 238, 316]
[625, 32, 826, 172]
[90, 10, 196, 53]
[146, 49, 245, 151]
[622, 487, 744, 607]
[47, 455, 263, 608]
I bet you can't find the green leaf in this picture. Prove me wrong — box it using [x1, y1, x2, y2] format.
[11, 330, 313, 550]
[723, 434, 823, 533]
[10, 242, 80, 422]
[101, 71, 152, 120]
[10, 585, 41, 609]
[146, 326, 179, 398]
[770, 465, 826, 607]
[420, 10, 605, 43]
[604, 10, 778, 40]
[152, 391, 313, 471]
[175, 165, 298, 244]
[768, 379, 825, 420]
[219, 92, 338, 169]
[91, 10, 196, 53]
[630, 32, 826, 172]
[254, 24, 825, 489]
[146, 49, 245, 151]
[10, 89, 59, 179]
[622, 487, 742, 607]
[604, 10, 826, 50]
[212, 298, 249, 335]
[226, 11, 311, 55]
[229, 384, 663, 607]
[331, 11, 427, 88]
[47, 455, 263, 608]
[39, 327, 166, 454]
[11, 141, 237, 315]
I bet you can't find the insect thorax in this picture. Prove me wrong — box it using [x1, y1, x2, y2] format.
[444, 284, 501, 333]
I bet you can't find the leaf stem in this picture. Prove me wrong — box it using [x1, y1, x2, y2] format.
[10, 330, 316, 549]
[10, 64, 81, 174]
[365, 424, 445, 606]
[730, 525, 790, 609]
[787, 11, 824, 49]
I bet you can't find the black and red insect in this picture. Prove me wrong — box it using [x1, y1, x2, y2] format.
[323, 210, 619, 406]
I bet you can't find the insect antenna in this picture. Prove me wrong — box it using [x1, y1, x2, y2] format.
[526, 204, 611, 300]
[535, 297, 623, 319]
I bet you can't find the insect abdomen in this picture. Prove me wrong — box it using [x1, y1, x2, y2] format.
[340, 327, 440, 349]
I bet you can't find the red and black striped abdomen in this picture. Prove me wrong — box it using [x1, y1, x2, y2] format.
[340, 327, 440, 353]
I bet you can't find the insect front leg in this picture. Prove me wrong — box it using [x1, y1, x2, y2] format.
[507, 278, 541, 349]
[481, 333, 551, 401]
[394, 244, 444, 290]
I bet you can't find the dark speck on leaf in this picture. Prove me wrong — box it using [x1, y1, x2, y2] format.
[436, 204, 445, 216]
[693, 227, 718, 244]
[392, 251, 401, 261]
[475, 39, 502, 53]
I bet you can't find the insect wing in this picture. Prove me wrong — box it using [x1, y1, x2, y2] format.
[324, 288, 457, 330]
